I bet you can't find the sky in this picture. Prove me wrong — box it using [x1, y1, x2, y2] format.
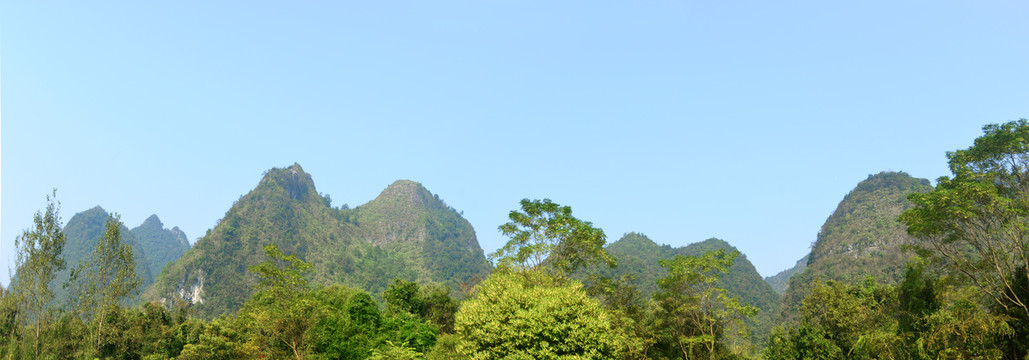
[2, 1, 1027, 286]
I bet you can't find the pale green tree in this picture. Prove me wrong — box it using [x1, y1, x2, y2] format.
[653, 249, 757, 360]
[900, 119, 1029, 318]
[69, 214, 140, 356]
[491, 199, 614, 276]
[237, 244, 316, 360]
[455, 270, 623, 360]
[11, 189, 67, 359]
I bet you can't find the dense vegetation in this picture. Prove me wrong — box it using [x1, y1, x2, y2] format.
[582, 233, 779, 318]
[4, 120, 1029, 359]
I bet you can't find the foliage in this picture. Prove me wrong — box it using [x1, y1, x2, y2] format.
[68, 214, 141, 357]
[653, 249, 758, 359]
[56, 206, 155, 305]
[237, 244, 316, 360]
[901, 119, 1029, 322]
[492, 198, 614, 275]
[368, 341, 424, 360]
[384, 279, 459, 333]
[10, 189, 67, 359]
[455, 270, 623, 359]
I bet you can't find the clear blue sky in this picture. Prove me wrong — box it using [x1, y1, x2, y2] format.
[2, 1, 1026, 286]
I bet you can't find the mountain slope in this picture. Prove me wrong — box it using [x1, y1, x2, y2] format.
[350, 180, 491, 290]
[146, 164, 491, 318]
[780, 171, 932, 318]
[587, 233, 779, 314]
[764, 254, 808, 294]
[131, 215, 191, 278]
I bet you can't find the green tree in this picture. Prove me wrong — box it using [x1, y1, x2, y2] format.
[384, 279, 458, 334]
[455, 270, 623, 359]
[69, 214, 141, 356]
[900, 119, 1029, 319]
[237, 244, 316, 360]
[492, 199, 614, 275]
[653, 249, 758, 359]
[10, 189, 67, 359]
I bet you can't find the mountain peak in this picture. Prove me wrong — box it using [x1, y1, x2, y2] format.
[372, 180, 441, 210]
[256, 163, 318, 202]
[142, 214, 163, 229]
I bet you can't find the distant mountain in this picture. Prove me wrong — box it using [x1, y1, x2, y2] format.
[55, 206, 155, 303]
[146, 164, 491, 318]
[130, 215, 191, 278]
[586, 233, 780, 314]
[780, 171, 932, 318]
[764, 254, 808, 295]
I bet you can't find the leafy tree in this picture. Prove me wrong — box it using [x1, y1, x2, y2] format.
[492, 199, 614, 275]
[309, 285, 383, 359]
[68, 214, 140, 357]
[10, 189, 67, 359]
[237, 244, 316, 360]
[917, 286, 1013, 359]
[384, 279, 458, 334]
[455, 270, 623, 359]
[368, 341, 424, 360]
[797, 279, 898, 357]
[653, 249, 757, 359]
[900, 119, 1029, 319]
[764, 325, 843, 360]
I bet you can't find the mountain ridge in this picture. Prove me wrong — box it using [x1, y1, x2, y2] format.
[146, 163, 491, 318]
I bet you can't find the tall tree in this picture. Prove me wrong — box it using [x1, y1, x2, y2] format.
[900, 119, 1029, 319]
[237, 244, 316, 360]
[491, 199, 614, 276]
[11, 189, 67, 359]
[69, 214, 140, 356]
[653, 249, 757, 359]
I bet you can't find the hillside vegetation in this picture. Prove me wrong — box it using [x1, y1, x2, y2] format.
[146, 164, 491, 318]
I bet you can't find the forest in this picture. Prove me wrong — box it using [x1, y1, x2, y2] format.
[3, 119, 1029, 359]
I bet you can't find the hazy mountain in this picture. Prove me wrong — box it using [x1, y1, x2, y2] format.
[587, 232, 780, 314]
[764, 254, 808, 294]
[146, 163, 491, 318]
[780, 171, 933, 317]
[55, 206, 155, 303]
[130, 215, 191, 278]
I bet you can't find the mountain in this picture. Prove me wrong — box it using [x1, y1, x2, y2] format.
[350, 179, 490, 290]
[587, 233, 780, 314]
[55, 206, 155, 303]
[780, 171, 933, 317]
[764, 254, 808, 294]
[130, 215, 191, 278]
[146, 164, 491, 318]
